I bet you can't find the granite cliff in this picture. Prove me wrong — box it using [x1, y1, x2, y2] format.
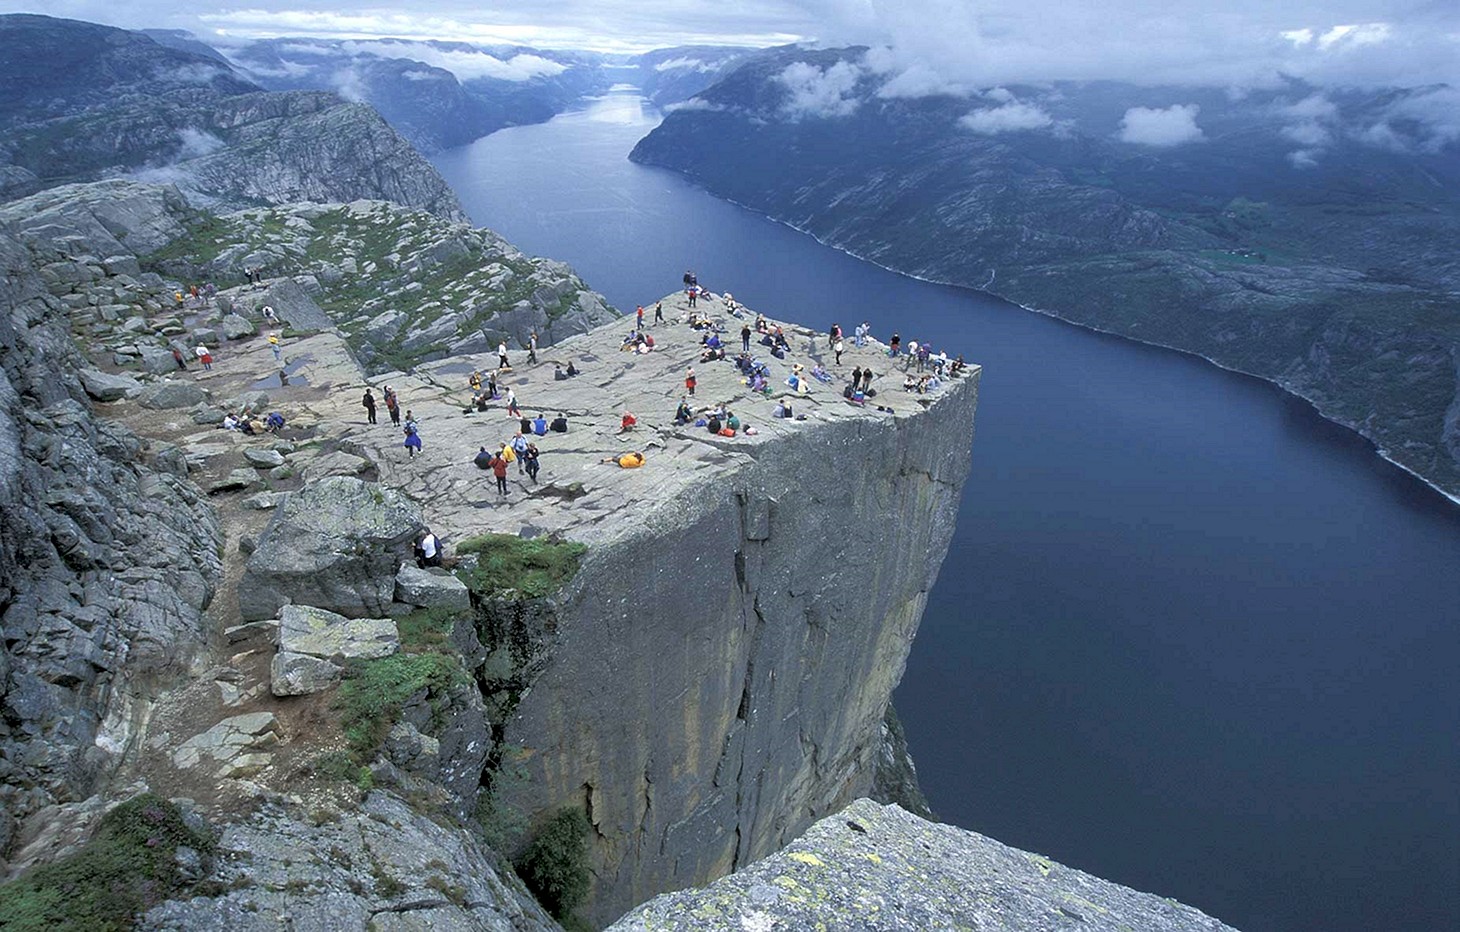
[0, 166, 1238, 931]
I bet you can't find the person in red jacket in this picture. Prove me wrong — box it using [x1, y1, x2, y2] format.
[685, 367, 697, 396]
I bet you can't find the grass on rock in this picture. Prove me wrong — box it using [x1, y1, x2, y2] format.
[455, 535, 587, 600]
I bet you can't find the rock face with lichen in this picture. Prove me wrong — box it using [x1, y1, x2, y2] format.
[609, 798, 1240, 932]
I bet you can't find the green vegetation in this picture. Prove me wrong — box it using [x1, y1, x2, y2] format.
[0, 794, 215, 931]
[332, 606, 469, 761]
[515, 808, 592, 924]
[456, 534, 587, 600]
[337, 652, 465, 758]
[475, 743, 532, 853]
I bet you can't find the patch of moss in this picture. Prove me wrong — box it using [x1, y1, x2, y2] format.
[0, 794, 215, 931]
[397, 606, 459, 653]
[455, 535, 587, 600]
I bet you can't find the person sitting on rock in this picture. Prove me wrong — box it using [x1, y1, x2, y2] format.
[474, 446, 495, 469]
[554, 364, 568, 381]
[811, 364, 833, 384]
[700, 345, 725, 363]
[221, 411, 240, 430]
[566, 361, 580, 377]
[264, 412, 285, 433]
[774, 401, 792, 419]
[673, 399, 694, 425]
[619, 411, 638, 433]
[550, 413, 569, 433]
[469, 370, 482, 392]
[519, 415, 533, 435]
[532, 413, 548, 436]
[707, 413, 722, 434]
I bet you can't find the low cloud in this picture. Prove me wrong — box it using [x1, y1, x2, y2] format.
[175, 127, 226, 158]
[777, 60, 862, 119]
[330, 65, 367, 102]
[959, 100, 1053, 134]
[1117, 104, 1204, 147]
[341, 41, 567, 81]
[655, 57, 715, 73]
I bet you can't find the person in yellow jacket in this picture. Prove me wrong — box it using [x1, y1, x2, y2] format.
[601, 451, 645, 469]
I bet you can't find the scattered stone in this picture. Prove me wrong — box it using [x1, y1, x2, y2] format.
[269, 651, 342, 697]
[208, 468, 259, 494]
[267, 464, 294, 481]
[240, 492, 279, 510]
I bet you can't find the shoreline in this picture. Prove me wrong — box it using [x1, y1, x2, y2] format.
[694, 183, 1460, 511]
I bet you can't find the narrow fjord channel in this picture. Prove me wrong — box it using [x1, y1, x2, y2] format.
[434, 89, 1460, 932]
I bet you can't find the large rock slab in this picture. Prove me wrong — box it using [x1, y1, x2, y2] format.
[394, 565, 470, 612]
[171, 712, 281, 775]
[238, 476, 422, 620]
[610, 799, 1239, 932]
[138, 380, 208, 410]
[221, 312, 256, 340]
[269, 651, 342, 697]
[78, 367, 140, 402]
[277, 604, 399, 661]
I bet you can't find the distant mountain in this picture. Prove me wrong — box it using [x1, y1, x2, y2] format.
[632, 47, 1460, 497]
[217, 37, 612, 152]
[631, 46, 758, 107]
[0, 15, 464, 220]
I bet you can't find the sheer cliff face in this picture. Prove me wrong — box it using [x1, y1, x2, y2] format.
[500, 374, 979, 923]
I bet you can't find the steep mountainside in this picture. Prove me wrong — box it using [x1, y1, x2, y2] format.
[631, 47, 1460, 498]
[631, 46, 758, 107]
[220, 37, 612, 153]
[0, 15, 465, 221]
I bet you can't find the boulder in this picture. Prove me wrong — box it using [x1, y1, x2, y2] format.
[138, 381, 209, 409]
[276, 604, 399, 662]
[300, 450, 371, 481]
[78, 368, 140, 402]
[244, 448, 286, 469]
[208, 468, 259, 494]
[394, 565, 470, 612]
[139, 346, 180, 375]
[221, 313, 256, 340]
[270, 651, 342, 697]
[238, 477, 423, 620]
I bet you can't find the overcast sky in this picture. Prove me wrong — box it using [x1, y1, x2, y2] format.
[5, 0, 1458, 87]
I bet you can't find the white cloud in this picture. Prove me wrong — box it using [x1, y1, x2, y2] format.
[176, 128, 227, 158]
[1281, 122, 1332, 147]
[777, 60, 863, 119]
[401, 69, 440, 81]
[341, 41, 566, 81]
[1117, 104, 1204, 147]
[654, 57, 714, 72]
[1288, 148, 1321, 168]
[960, 101, 1053, 134]
[330, 65, 367, 102]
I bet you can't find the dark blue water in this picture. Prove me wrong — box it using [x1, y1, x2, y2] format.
[434, 90, 1460, 932]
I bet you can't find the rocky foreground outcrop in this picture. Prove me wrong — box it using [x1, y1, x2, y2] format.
[611, 799, 1238, 931]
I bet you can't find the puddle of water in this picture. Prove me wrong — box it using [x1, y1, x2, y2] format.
[250, 353, 314, 390]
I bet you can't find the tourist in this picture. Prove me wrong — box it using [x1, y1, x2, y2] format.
[362, 388, 377, 424]
[491, 451, 509, 496]
[833, 335, 845, 365]
[855, 321, 869, 348]
[510, 431, 529, 473]
[416, 530, 442, 568]
[566, 361, 580, 377]
[498, 341, 510, 369]
[554, 364, 567, 381]
[550, 413, 569, 433]
[620, 411, 638, 433]
[533, 413, 548, 436]
[654, 301, 664, 325]
[523, 442, 541, 484]
[741, 324, 752, 353]
[889, 333, 901, 357]
[685, 367, 697, 396]
[195, 344, 213, 371]
[852, 366, 863, 391]
[637, 305, 645, 329]
[603, 451, 645, 468]
[527, 332, 539, 365]
[674, 398, 693, 425]
[384, 386, 400, 426]
[269, 333, 282, 363]
[506, 388, 521, 418]
[474, 446, 494, 469]
[171, 346, 187, 371]
[403, 411, 421, 457]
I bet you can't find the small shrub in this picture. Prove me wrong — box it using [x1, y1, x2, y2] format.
[0, 794, 215, 931]
[397, 607, 460, 653]
[455, 535, 587, 599]
[515, 808, 592, 921]
[336, 653, 464, 757]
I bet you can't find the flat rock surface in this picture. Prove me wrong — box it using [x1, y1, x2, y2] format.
[276, 603, 399, 661]
[610, 799, 1241, 932]
[293, 290, 978, 553]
